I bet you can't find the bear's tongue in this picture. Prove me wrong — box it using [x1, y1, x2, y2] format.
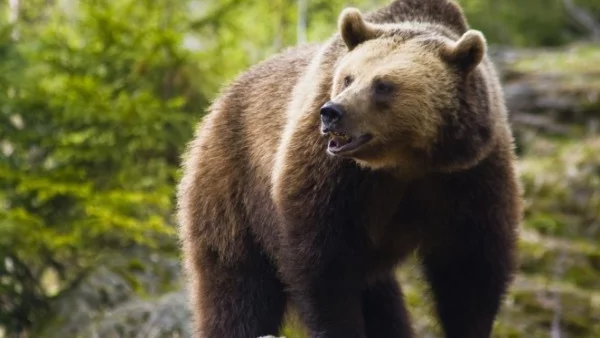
[329, 134, 352, 149]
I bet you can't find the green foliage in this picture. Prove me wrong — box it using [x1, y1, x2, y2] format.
[0, 0, 201, 332]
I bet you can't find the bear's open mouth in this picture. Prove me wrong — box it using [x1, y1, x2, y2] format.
[327, 132, 372, 155]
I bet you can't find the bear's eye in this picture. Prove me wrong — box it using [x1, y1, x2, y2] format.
[343, 75, 354, 88]
[373, 80, 395, 96]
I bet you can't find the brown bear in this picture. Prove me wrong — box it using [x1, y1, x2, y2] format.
[176, 0, 522, 337]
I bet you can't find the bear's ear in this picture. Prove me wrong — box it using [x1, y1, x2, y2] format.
[442, 30, 486, 73]
[338, 8, 382, 51]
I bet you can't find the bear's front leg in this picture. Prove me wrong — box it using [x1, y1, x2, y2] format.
[421, 228, 516, 338]
[280, 224, 367, 338]
[420, 171, 519, 338]
[273, 153, 370, 338]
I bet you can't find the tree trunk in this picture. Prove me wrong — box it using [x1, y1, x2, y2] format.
[297, 0, 307, 44]
[9, 0, 20, 40]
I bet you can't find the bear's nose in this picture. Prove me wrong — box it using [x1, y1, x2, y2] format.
[320, 101, 345, 126]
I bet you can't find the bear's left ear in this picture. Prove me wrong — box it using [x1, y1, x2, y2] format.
[338, 8, 383, 51]
[442, 30, 487, 73]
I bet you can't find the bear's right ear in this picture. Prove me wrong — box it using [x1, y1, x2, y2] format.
[338, 8, 382, 51]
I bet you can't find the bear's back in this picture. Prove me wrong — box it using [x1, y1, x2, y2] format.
[365, 0, 467, 34]
[232, 44, 321, 180]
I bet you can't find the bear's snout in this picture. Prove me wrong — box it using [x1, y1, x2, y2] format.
[319, 101, 345, 132]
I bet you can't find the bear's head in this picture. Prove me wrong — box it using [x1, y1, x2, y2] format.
[320, 8, 497, 174]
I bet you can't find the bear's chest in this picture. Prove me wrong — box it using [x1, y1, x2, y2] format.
[360, 178, 430, 271]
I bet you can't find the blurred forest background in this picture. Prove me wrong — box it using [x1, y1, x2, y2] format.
[1, 0, 599, 337]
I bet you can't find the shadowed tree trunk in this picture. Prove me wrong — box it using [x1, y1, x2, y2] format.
[563, 0, 600, 40]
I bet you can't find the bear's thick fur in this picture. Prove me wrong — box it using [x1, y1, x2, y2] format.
[177, 1, 522, 337]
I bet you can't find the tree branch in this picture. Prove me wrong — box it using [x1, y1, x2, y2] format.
[563, 0, 600, 40]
